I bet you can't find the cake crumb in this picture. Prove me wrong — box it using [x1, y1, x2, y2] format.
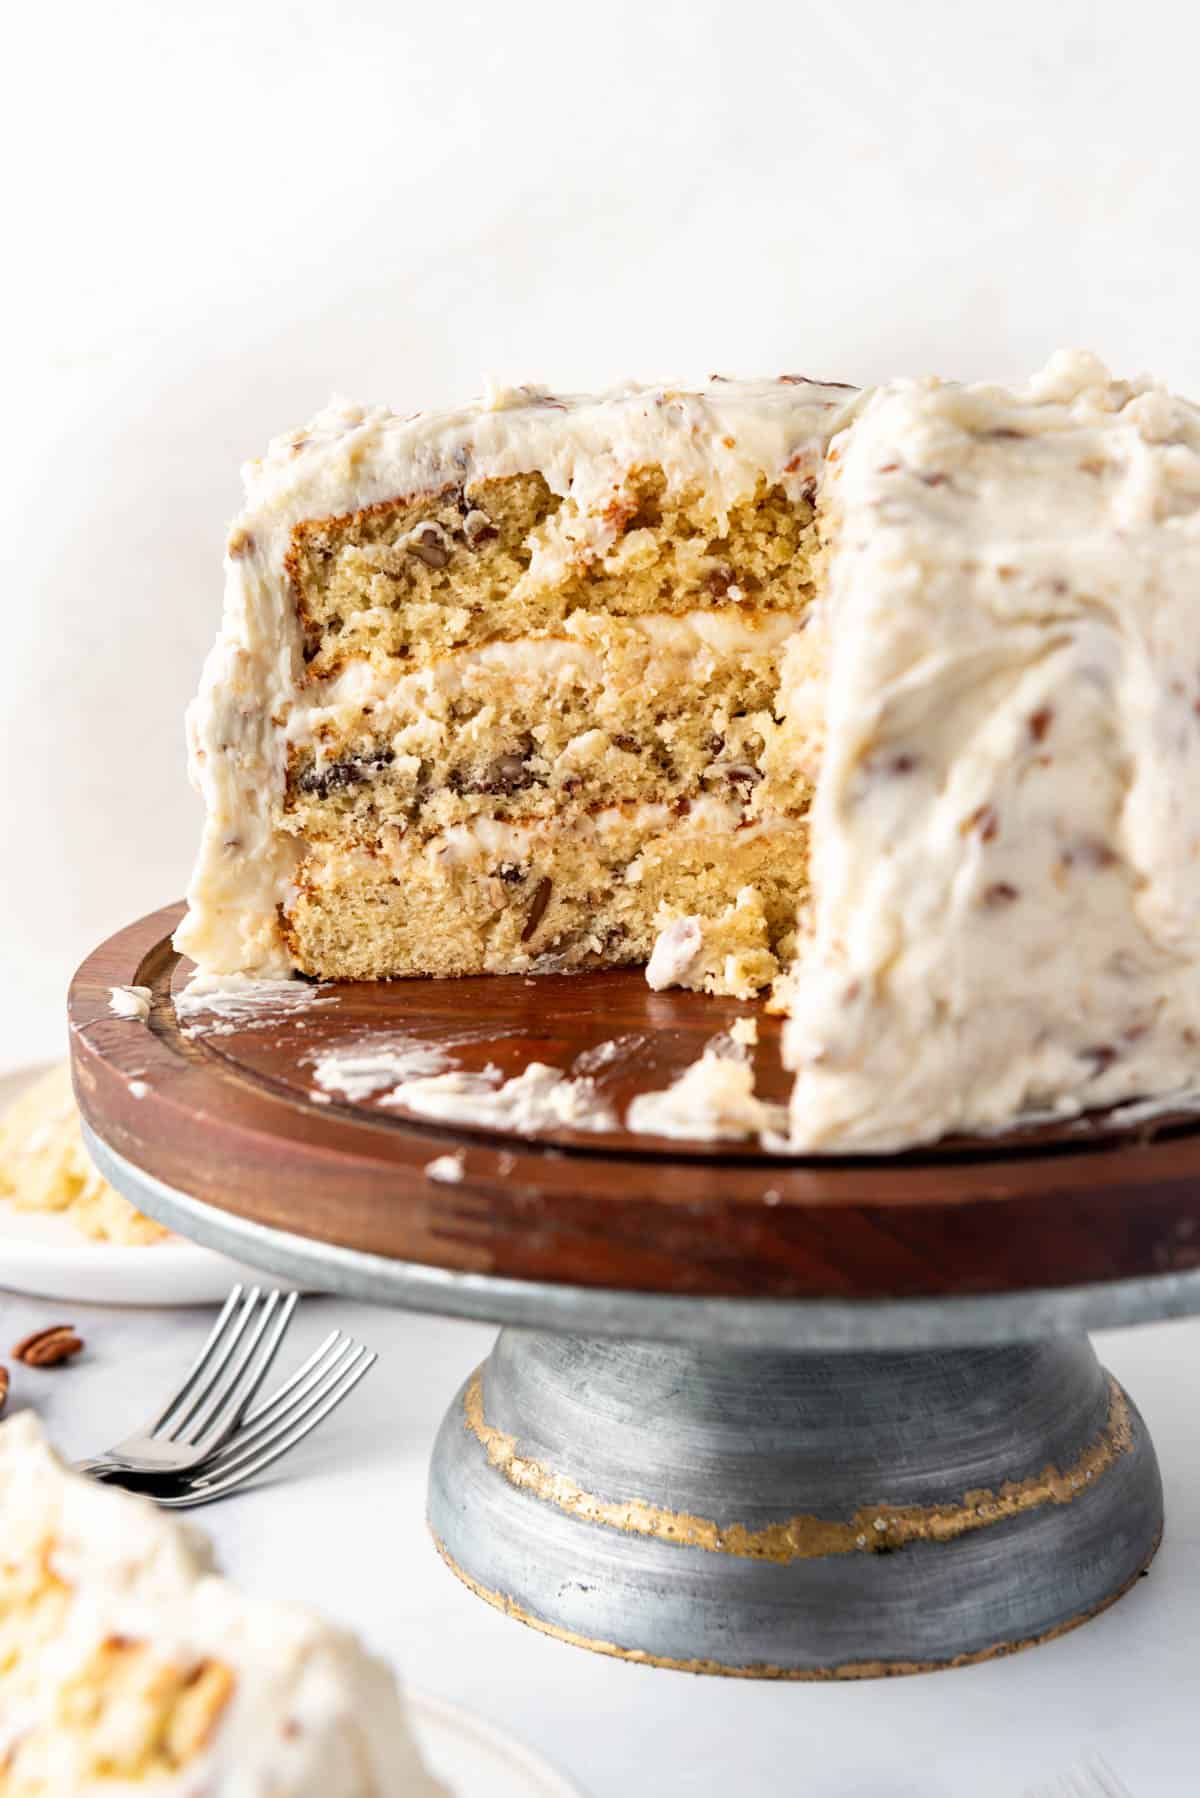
[645, 889, 779, 1000]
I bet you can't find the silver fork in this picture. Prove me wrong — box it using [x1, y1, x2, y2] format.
[77, 1285, 299, 1481]
[127, 1330, 378, 1507]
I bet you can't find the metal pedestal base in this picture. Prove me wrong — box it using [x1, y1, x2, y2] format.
[428, 1330, 1163, 1679]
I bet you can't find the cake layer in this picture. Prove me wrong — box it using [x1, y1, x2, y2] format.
[290, 465, 818, 679]
[281, 801, 807, 980]
[285, 610, 804, 839]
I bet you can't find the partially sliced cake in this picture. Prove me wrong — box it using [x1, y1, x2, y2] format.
[179, 355, 1200, 1149]
[0, 1412, 446, 1795]
[177, 378, 859, 986]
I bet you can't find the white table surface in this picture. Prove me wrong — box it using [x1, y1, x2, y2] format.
[2, 1286, 1196, 1797]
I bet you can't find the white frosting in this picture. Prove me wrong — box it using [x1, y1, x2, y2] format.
[0, 1413, 445, 1797]
[784, 350, 1200, 1148]
[627, 1037, 785, 1142]
[424, 1151, 466, 1183]
[108, 985, 152, 1021]
[306, 1032, 616, 1134]
[382, 1061, 616, 1133]
[310, 1039, 450, 1100]
[644, 916, 704, 990]
[175, 973, 332, 1038]
[571, 1033, 649, 1073]
[176, 378, 856, 976]
[424, 795, 781, 870]
[288, 608, 796, 757]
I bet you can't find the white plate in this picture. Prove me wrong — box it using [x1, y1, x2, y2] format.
[0, 1201, 275, 1306]
[411, 1692, 586, 1798]
[0, 1064, 270, 1306]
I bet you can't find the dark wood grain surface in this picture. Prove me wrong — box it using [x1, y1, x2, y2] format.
[67, 903, 1200, 1299]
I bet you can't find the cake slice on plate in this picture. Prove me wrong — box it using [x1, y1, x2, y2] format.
[0, 1412, 447, 1795]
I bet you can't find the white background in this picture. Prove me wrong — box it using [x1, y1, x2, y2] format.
[4, 4, 1200, 1790]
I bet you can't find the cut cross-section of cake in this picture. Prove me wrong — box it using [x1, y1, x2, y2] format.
[179, 354, 1200, 1148]
[177, 377, 859, 986]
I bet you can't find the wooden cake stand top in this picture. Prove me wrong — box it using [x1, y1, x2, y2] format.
[68, 903, 1200, 1310]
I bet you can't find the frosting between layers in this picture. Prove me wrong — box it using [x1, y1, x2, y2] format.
[416, 794, 791, 869]
[287, 609, 799, 750]
[783, 349, 1200, 1147]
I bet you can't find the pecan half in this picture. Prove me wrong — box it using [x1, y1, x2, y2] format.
[406, 522, 452, 568]
[521, 876, 553, 943]
[13, 1324, 84, 1367]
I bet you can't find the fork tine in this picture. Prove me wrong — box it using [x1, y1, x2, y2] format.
[187, 1291, 300, 1454]
[165, 1287, 267, 1440]
[240, 1328, 347, 1430]
[175, 1290, 284, 1446]
[204, 1334, 357, 1465]
[156, 1349, 377, 1508]
[193, 1341, 366, 1481]
[171, 1289, 278, 1444]
[149, 1286, 244, 1435]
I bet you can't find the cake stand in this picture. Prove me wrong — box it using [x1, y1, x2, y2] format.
[69, 904, 1200, 1679]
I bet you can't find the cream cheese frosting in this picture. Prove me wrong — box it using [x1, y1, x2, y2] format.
[783, 349, 1200, 1148]
[0, 1412, 447, 1796]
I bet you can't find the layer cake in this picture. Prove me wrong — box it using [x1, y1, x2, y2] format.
[179, 355, 1200, 1148]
